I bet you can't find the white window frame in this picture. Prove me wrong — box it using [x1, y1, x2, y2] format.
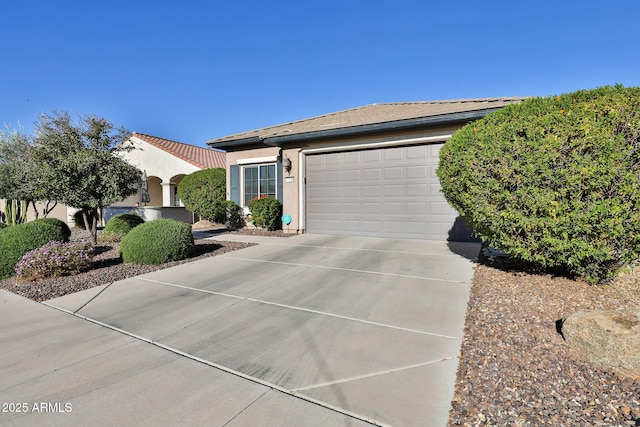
[241, 163, 278, 207]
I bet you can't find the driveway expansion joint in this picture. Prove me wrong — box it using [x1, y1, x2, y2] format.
[135, 276, 463, 339]
[36, 302, 386, 427]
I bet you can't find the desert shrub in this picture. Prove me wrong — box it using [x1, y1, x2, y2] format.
[120, 219, 194, 265]
[73, 209, 100, 229]
[437, 85, 640, 283]
[224, 200, 243, 229]
[0, 220, 69, 279]
[15, 240, 94, 279]
[177, 168, 228, 223]
[38, 217, 72, 241]
[248, 196, 282, 230]
[101, 212, 144, 242]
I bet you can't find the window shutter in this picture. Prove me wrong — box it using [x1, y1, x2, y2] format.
[230, 165, 240, 205]
[276, 159, 283, 203]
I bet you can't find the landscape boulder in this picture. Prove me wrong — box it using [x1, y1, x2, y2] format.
[561, 309, 640, 380]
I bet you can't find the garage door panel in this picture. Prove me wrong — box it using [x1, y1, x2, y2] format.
[405, 184, 427, 197]
[343, 170, 361, 181]
[384, 167, 404, 180]
[406, 165, 427, 179]
[383, 148, 403, 160]
[306, 145, 471, 240]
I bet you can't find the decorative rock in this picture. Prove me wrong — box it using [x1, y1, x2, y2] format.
[562, 309, 640, 380]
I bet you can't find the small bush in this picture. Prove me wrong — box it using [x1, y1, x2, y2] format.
[120, 219, 195, 265]
[38, 217, 72, 241]
[15, 240, 94, 280]
[248, 196, 282, 230]
[101, 212, 144, 242]
[437, 85, 640, 283]
[223, 200, 243, 229]
[0, 220, 69, 279]
[0, 223, 7, 230]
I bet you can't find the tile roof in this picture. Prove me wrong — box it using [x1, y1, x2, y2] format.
[131, 132, 225, 169]
[207, 98, 528, 146]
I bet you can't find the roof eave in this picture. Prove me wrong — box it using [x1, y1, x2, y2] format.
[206, 109, 497, 150]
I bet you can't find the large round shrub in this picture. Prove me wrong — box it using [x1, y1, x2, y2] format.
[177, 168, 227, 223]
[120, 219, 194, 265]
[102, 212, 144, 242]
[437, 85, 640, 283]
[0, 220, 69, 279]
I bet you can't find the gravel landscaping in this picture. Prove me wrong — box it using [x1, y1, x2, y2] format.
[449, 255, 640, 426]
[0, 229, 254, 302]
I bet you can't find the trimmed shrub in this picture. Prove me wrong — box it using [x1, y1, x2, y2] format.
[120, 219, 194, 265]
[0, 220, 69, 279]
[177, 168, 227, 223]
[15, 240, 94, 280]
[437, 85, 640, 283]
[248, 196, 282, 230]
[38, 217, 72, 241]
[101, 212, 144, 242]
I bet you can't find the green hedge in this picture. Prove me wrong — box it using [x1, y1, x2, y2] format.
[120, 219, 194, 265]
[102, 212, 144, 242]
[437, 85, 640, 283]
[0, 219, 69, 279]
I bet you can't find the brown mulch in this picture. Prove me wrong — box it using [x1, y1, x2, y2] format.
[449, 255, 640, 426]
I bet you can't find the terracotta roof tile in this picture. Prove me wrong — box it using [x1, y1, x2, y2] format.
[207, 98, 528, 145]
[131, 133, 225, 169]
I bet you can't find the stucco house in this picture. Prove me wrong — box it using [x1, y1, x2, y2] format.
[107, 132, 226, 223]
[207, 98, 525, 241]
[3, 133, 225, 226]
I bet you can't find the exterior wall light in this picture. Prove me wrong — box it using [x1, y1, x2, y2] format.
[283, 155, 292, 175]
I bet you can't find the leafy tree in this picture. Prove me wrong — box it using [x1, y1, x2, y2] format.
[177, 168, 230, 223]
[31, 112, 141, 245]
[437, 85, 640, 283]
[0, 129, 57, 221]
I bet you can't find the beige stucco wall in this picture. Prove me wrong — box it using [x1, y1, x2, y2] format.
[224, 124, 463, 234]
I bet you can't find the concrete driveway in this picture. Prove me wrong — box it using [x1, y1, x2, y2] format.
[0, 233, 479, 427]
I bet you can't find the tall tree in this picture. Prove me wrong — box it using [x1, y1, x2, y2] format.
[0, 129, 50, 222]
[32, 112, 141, 245]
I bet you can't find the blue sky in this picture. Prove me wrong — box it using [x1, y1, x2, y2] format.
[1, 1, 638, 147]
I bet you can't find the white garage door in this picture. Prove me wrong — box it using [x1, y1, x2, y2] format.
[305, 144, 473, 240]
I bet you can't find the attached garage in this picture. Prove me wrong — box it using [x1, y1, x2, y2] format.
[305, 143, 472, 240]
[207, 98, 526, 241]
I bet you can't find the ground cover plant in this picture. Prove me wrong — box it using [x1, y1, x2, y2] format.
[438, 85, 640, 283]
[15, 240, 93, 279]
[0, 219, 69, 279]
